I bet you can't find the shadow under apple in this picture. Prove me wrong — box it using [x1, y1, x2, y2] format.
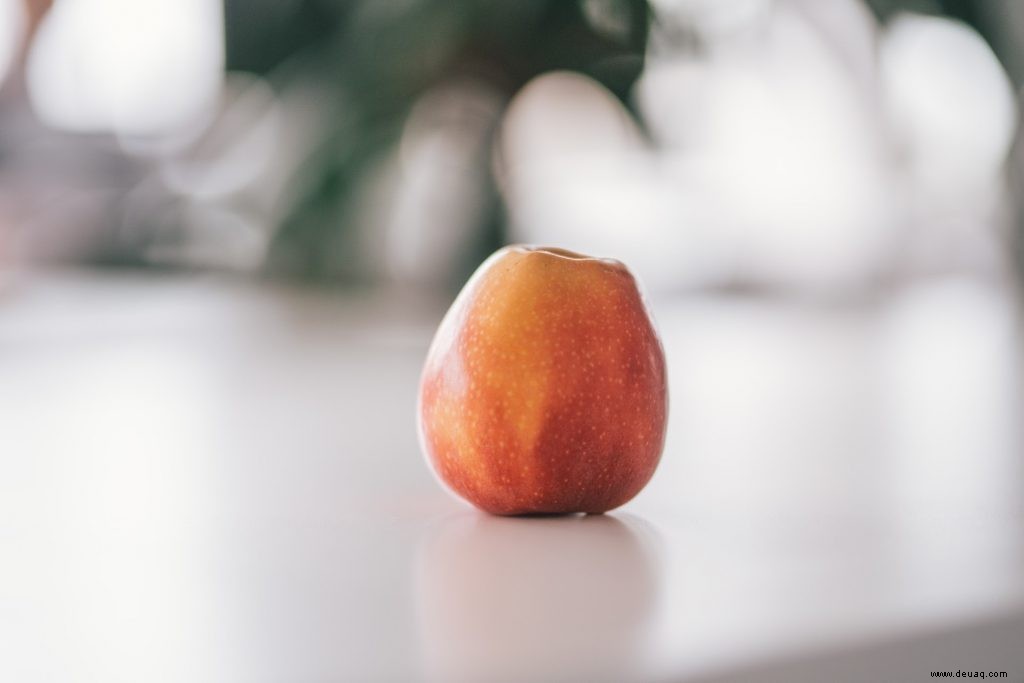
[415, 511, 662, 683]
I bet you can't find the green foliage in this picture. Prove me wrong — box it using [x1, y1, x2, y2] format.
[225, 0, 651, 282]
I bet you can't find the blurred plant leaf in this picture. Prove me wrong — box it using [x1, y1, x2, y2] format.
[235, 0, 651, 284]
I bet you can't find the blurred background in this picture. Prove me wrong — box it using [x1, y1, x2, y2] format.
[1, 0, 1022, 292]
[3, 2, 1024, 682]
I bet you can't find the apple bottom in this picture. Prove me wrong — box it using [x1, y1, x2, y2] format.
[423, 418, 663, 516]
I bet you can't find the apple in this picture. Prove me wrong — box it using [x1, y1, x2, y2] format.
[418, 245, 667, 515]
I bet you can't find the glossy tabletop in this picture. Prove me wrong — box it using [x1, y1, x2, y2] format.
[2, 273, 1023, 682]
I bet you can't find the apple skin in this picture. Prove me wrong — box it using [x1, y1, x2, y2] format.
[418, 245, 667, 515]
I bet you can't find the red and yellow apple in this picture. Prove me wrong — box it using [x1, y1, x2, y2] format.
[418, 246, 667, 515]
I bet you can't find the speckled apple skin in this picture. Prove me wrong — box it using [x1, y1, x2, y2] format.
[418, 246, 668, 515]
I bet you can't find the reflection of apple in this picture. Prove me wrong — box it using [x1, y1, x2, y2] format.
[416, 513, 660, 682]
[418, 246, 667, 515]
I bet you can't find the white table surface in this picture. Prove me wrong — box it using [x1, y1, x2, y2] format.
[2, 272, 1023, 683]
